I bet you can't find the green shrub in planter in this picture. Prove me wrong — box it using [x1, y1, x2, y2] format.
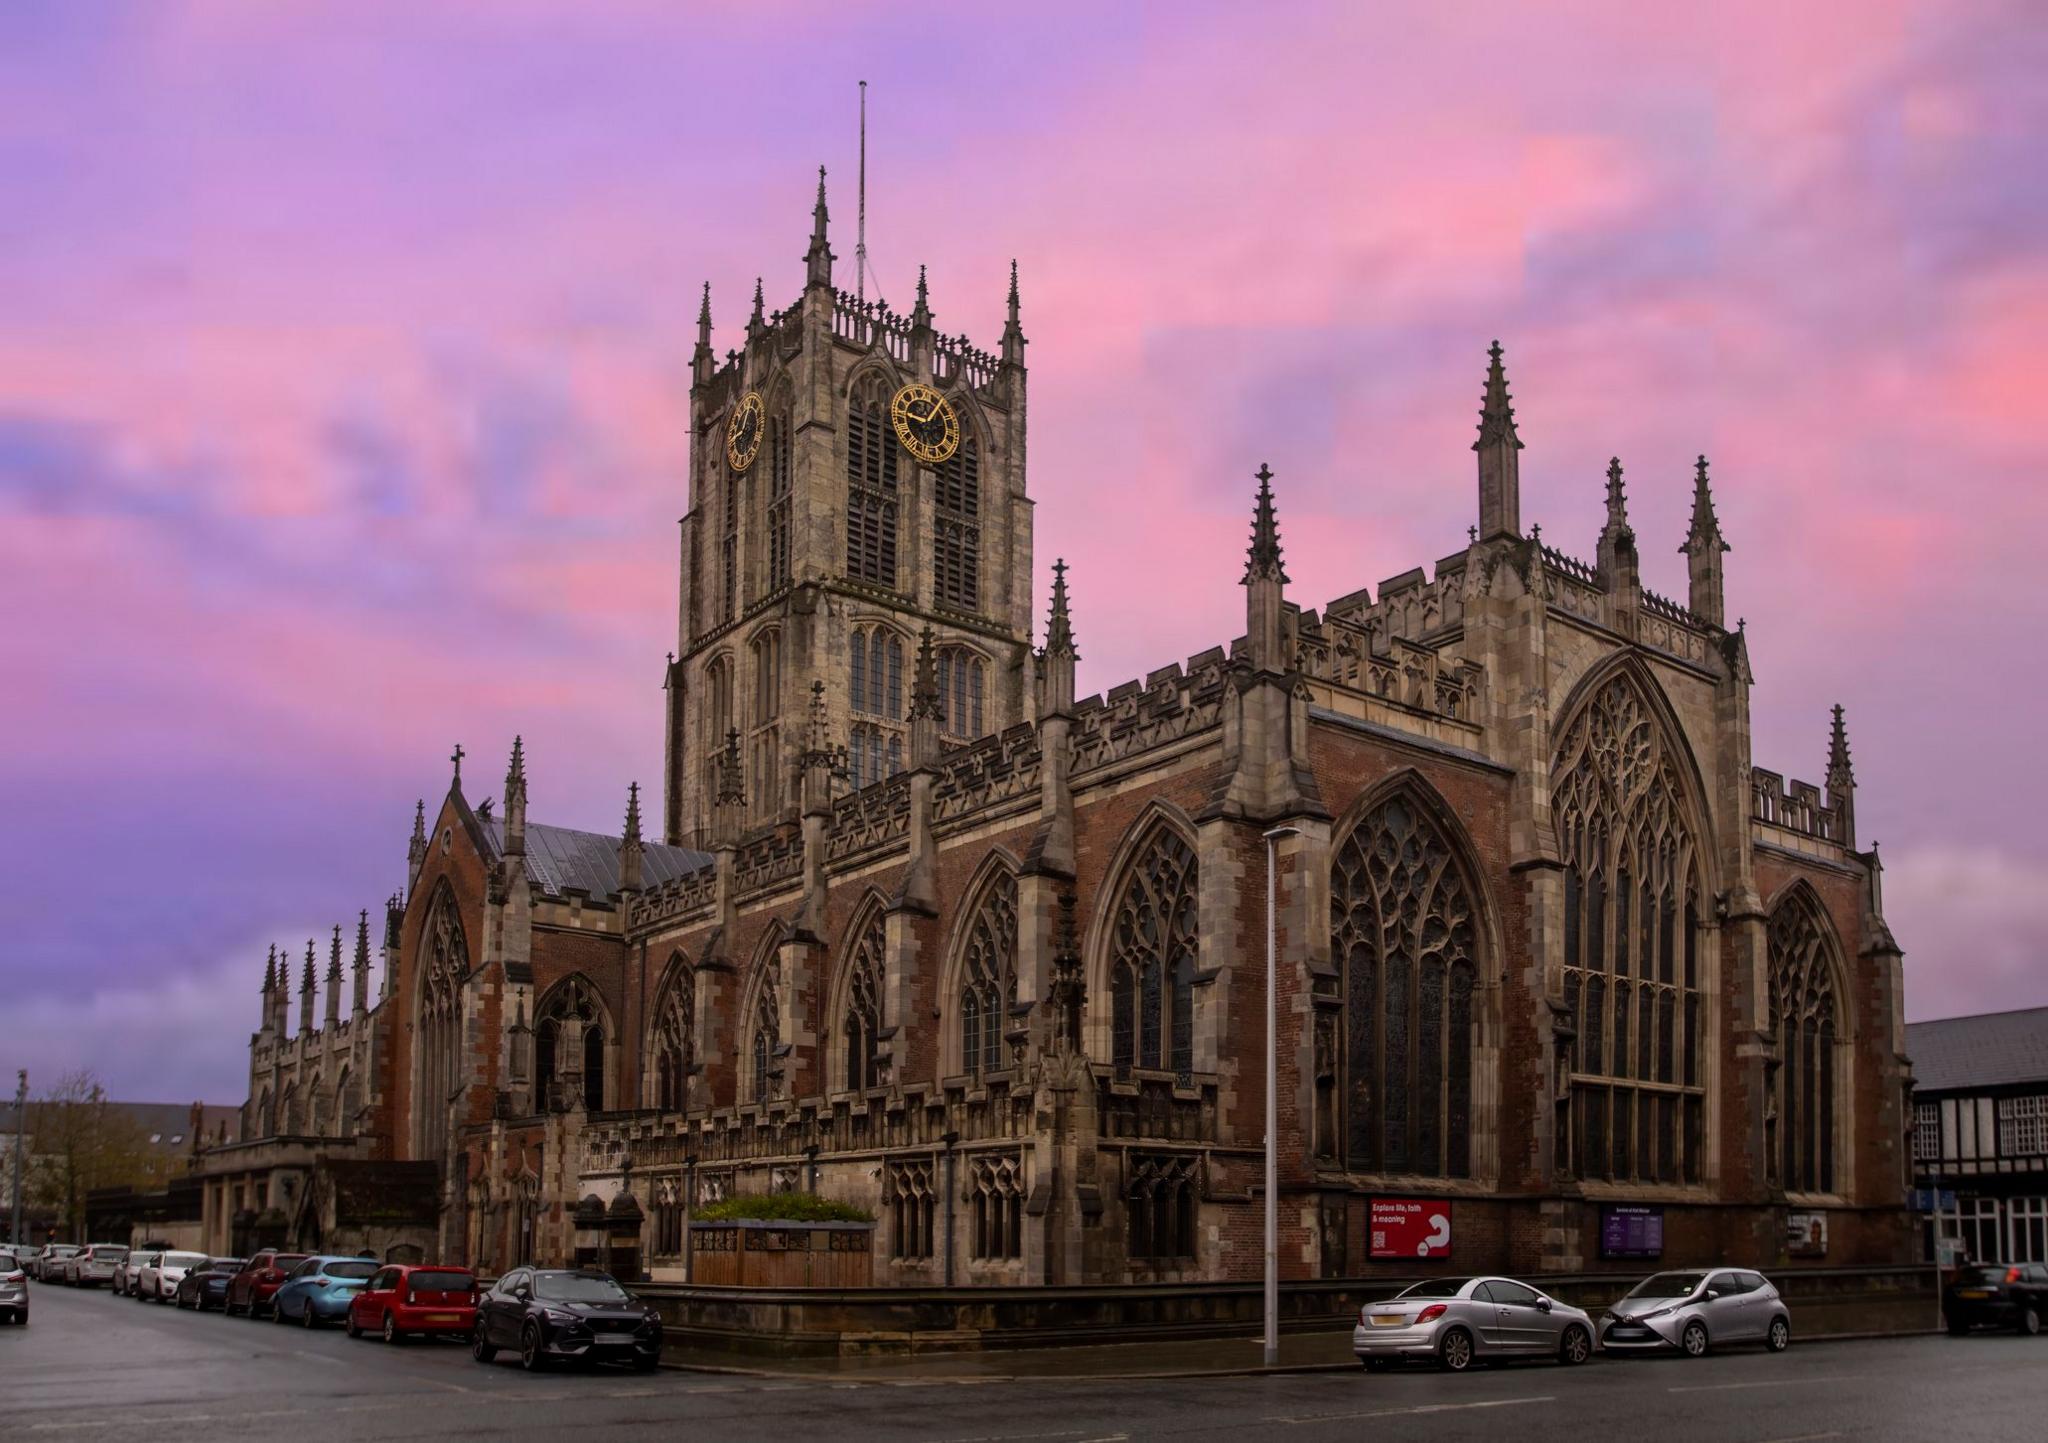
[694, 1192, 874, 1224]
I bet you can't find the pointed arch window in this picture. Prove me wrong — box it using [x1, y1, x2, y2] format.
[748, 960, 781, 1104]
[534, 976, 608, 1114]
[653, 961, 695, 1113]
[961, 873, 1019, 1077]
[414, 886, 467, 1156]
[845, 378, 899, 587]
[1330, 791, 1481, 1179]
[750, 630, 783, 819]
[765, 407, 792, 591]
[933, 436, 980, 612]
[722, 458, 741, 618]
[1768, 894, 1842, 1195]
[1108, 826, 1200, 1077]
[843, 911, 886, 1091]
[936, 646, 987, 741]
[1554, 675, 1707, 1186]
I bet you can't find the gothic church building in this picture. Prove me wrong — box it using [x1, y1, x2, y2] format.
[220, 178, 1913, 1283]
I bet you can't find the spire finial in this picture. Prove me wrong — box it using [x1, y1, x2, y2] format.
[805, 165, 833, 288]
[354, 911, 371, 968]
[412, 798, 426, 840]
[750, 276, 765, 328]
[1044, 558, 1078, 660]
[697, 280, 712, 328]
[263, 943, 276, 994]
[303, 939, 316, 992]
[1605, 457, 1629, 529]
[1243, 463, 1289, 585]
[1001, 259, 1026, 367]
[1828, 703, 1855, 785]
[329, 924, 343, 980]
[506, 734, 525, 789]
[1474, 339, 1523, 453]
[450, 742, 465, 788]
[623, 780, 643, 843]
[1682, 453, 1730, 555]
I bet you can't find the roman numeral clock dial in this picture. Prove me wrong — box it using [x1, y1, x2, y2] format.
[890, 383, 960, 466]
[725, 391, 764, 473]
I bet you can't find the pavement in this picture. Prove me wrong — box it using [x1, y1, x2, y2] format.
[7, 1278, 2048, 1442]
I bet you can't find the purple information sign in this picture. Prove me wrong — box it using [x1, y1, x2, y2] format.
[1599, 1205, 1664, 1260]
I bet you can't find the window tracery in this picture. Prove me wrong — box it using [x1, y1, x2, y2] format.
[1330, 791, 1480, 1178]
[845, 377, 899, 587]
[765, 407, 792, 591]
[534, 976, 607, 1114]
[1768, 892, 1841, 1194]
[933, 436, 980, 612]
[652, 960, 694, 1113]
[748, 960, 781, 1104]
[414, 886, 467, 1154]
[968, 1153, 1024, 1260]
[960, 872, 1019, 1077]
[842, 910, 886, 1091]
[885, 1158, 935, 1259]
[936, 646, 987, 741]
[1126, 1153, 1198, 1261]
[1108, 825, 1200, 1077]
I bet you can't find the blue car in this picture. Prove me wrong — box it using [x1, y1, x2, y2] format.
[270, 1256, 379, 1328]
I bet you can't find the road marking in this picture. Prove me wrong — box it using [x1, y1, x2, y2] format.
[1265, 1394, 1555, 1425]
[1754, 1434, 1845, 1443]
[1668, 1374, 1861, 1394]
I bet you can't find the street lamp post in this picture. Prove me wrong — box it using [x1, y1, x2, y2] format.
[10, 1070, 25, 1249]
[1262, 825, 1301, 1369]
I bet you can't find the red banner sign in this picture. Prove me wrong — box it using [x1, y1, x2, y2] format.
[1369, 1198, 1454, 1259]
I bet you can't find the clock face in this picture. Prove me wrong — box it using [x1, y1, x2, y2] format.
[725, 392, 765, 473]
[890, 383, 961, 466]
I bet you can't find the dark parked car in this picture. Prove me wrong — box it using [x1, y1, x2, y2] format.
[224, 1251, 310, 1318]
[1945, 1262, 2048, 1334]
[471, 1268, 661, 1372]
[347, 1264, 478, 1343]
[174, 1258, 246, 1311]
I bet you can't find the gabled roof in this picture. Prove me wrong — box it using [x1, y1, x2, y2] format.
[481, 818, 711, 905]
[1908, 1006, 2048, 1093]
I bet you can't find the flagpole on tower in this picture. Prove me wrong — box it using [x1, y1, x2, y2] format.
[857, 80, 869, 306]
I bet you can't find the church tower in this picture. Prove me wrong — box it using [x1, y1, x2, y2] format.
[663, 172, 1034, 845]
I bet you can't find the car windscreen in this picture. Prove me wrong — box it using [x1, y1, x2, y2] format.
[1627, 1272, 1707, 1298]
[1395, 1278, 1473, 1299]
[409, 1270, 475, 1293]
[325, 1261, 377, 1279]
[535, 1274, 632, 1304]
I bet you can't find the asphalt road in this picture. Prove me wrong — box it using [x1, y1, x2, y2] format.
[5, 1281, 2046, 1442]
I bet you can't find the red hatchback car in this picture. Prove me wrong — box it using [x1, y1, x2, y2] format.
[346, 1264, 478, 1343]
[224, 1252, 310, 1318]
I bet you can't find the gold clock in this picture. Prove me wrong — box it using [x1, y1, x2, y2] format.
[890, 383, 961, 466]
[725, 391, 765, 473]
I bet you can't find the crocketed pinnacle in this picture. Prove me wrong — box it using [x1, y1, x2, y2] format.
[354, 911, 371, 970]
[263, 944, 276, 995]
[302, 941, 316, 992]
[505, 734, 526, 792]
[411, 798, 426, 842]
[749, 276, 765, 330]
[623, 781, 643, 843]
[1043, 558, 1078, 659]
[1827, 704, 1855, 787]
[328, 925, 343, 981]
[694, 282, 713, 352]
[1473, 340, 1523, 453]
[1682, 454, 1729, 554]
[1604, 457, 1631, 533]
[1001, 260, 1026, 365]
[1243, 463, 1289, 585]
[909, 626, 943, 720]
[806, 166, 831, 260]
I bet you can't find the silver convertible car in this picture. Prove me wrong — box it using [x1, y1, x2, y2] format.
[1353, 1276, 1597, 1372]
[1598, 1268, 1792, 1357]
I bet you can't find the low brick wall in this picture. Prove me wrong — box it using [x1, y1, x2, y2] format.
[641, 1264, 1936, 1358]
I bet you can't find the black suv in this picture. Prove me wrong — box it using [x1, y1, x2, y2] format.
[472, 1268, 662, 1372]
[1944, 1262, 2048, 1334]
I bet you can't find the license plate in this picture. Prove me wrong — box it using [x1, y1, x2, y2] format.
[427, 1313, 458, 1323]
[596, 1333, 636, 1345]
[1370, 1315, 1406, 1327]
[1958, 1290, 1989, 1299]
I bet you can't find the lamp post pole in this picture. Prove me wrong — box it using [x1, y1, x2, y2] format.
[1262, 825, 1301, 1369]
[9, 1070, 24, 1248]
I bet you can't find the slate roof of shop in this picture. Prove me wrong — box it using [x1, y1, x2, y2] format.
[1908, 1007, 2048, 1093]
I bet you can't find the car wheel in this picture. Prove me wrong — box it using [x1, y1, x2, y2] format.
[521, 1324, 548, 1372]
[345, 1311, 362, 1339]
[2018, 1307, 2042, 1338]
[1438, 1327, 1476, 1372]
[1559, 1325, 1592, 1365]
[383, 1312, 403, 1345]
[472, 1322, 498, 1363]
[1767, 1316, 1791, 1352]
[1680, 1320, 1709, 1358]
[303, 1301, 318, 1329]
[273, 1299, 291, 1324]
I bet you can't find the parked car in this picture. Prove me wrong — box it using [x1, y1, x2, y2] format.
[32, 1245, 78, 1282]
[173, 1258, 246, 1311]
[471, 1268, 662, 1371]
[224, 1251, 310, 1317]
[347, 1263, 479, 1343]
[0, 1250, 26, 1324]
[70, 1244, 129, 1288]
[1599, 1268, 1791, 1357]
[271, 1256, 379, 1328]
[137, 1250, 209, 1303]
[1353, 1275, 1596, 1372]
[1944, 1262, 2048, 1335]
[7, 1245, 42, 1280]
[114, 1250, 157, 1296]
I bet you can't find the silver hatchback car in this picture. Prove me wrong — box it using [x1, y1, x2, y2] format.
[1353, 1276, 1597, 1372]
[1599, 1268, 1792, 1357]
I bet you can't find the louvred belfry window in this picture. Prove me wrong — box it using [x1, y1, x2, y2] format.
[766, 409, 792, 591]
[1108, 826, 1200, 1077]
[845, 380, 899, 587]
[1554, 675, 1706, 1186]
[1767, 892, 1842, 1194]
[933, 437, 980, 612]
[1329, 792, 1480, 1179]
[960, 873, 1019, 1077]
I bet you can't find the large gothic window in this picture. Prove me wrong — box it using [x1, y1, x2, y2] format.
[845, 378, 899, 587]
[413, 886, 467, 1156]
[750, 630, 783, 819]
[1768, 892, 1842, 1195]
[1330, 792, 1481, 1178]
[1109, 825, 1200, 1077]
[848, 625, 906, 790]
[842, 911, 886, 1091]
[933, 437, 980, 613]
[960, 872, 1019, 1077]
[534, 976, 608, 1114]
[748, 959, 781, 1104]
[1554, 674, 1707, 1186]
[652, 959, 694, 1113]
[936, 646, 987, 742]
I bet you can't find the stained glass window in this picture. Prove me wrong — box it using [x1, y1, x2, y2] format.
[961, 873, 1018, 1077]
[653, 960, 693, 1112]
[843, 911, 885, 1091]
[1109, 827, 1200, 1074]
[1768, 891, 1842, 1194]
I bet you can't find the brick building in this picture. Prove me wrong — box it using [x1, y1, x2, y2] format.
[213, 179, 1914, 1285]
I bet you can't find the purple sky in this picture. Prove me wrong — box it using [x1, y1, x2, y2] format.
[2, 0, 2043, 1104]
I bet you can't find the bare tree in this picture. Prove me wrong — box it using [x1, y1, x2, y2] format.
[25, 1071, 153, 1241]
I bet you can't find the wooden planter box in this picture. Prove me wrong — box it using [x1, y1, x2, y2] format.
[689, 1219, 874, 1288]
